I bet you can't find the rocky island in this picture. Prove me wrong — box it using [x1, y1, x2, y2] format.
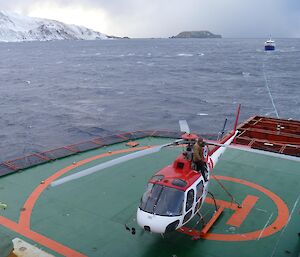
[170, 31, 221, 39]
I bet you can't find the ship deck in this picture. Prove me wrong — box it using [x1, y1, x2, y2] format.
[0, 119, 300, 257]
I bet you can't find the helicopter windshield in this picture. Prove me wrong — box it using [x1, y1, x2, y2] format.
[139, 183, 184, 216]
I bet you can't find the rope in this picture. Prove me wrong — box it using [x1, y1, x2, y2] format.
[262, 61, 279, 118]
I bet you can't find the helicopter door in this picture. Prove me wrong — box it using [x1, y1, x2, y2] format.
[183, 189, 195, 224]
[195, 180, 204, 213]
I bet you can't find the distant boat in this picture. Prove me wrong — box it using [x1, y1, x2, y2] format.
[265, 38, 275, 51]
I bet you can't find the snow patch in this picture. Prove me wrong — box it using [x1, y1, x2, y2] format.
[0, 11, 108, 42]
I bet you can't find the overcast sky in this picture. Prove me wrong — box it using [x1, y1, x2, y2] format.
[1, 0, 299, 38]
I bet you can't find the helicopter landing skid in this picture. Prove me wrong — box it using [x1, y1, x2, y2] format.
[178, 192, 225, 240]
[192, 212, 206, 229]
[179, 206, 225, 240]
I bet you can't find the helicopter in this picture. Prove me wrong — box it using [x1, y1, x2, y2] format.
[135, 115, 239, 234]
[51, 104, 298, 235]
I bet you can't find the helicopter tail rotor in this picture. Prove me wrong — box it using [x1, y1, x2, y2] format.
[217, 118, 228, 141]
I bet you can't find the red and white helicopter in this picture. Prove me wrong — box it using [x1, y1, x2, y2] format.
[51, 105, 298, 235]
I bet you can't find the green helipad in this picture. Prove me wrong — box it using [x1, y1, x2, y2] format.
[0, 137, 299, 257]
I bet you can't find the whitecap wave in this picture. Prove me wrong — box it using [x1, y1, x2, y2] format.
[177, 53, 193, 57]
[242, 72, 250, 77]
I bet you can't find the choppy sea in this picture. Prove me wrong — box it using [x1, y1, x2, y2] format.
[0, 38, 299, 162]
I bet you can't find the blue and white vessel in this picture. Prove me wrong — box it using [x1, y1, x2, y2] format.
[264, 38, 275, 51]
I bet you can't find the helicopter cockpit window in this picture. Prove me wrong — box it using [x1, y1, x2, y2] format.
[172, 179, 187, 188]
[185, 189, 194, 212]
[139, 183, 184, 216]
[150, 175, 164, 182]
[196, 181, 204, 200]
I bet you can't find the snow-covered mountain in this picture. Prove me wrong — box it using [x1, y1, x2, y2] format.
[0, 11, 109, 42]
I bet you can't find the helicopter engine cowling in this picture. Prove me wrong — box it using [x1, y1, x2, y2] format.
[137, 208, 180, 233]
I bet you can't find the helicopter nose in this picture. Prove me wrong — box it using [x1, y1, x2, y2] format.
[137, 208, 180, 234]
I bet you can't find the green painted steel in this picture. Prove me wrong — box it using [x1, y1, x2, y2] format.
[0, 229, 13, 257]
[0, 137, 299, 257]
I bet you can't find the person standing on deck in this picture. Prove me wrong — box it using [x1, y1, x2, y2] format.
[193, 138, 208, 182]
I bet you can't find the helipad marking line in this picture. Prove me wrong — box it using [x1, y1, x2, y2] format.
[257, 212, 273, 241]
[226, 195, 259, 227]
[180, 176, 289, 241]
[270, 193, 300, 257]
[0, 216, 85, 257]
[19, 146, 150, 229]
[205, 195, 259, 227]
[0, 145, 291, 250]
[205, 176, 289, 241]
[0, 215, 19, 232]
[205, 197, 239, 210]
[0, 146, 149, 257]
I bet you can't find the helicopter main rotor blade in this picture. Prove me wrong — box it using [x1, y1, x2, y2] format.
[205, 141, 300, 162]
[179, 120, 190, 134]
[51, 142, 177, 187]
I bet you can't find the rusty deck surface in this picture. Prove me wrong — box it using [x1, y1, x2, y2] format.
[236, 116, 300, 157]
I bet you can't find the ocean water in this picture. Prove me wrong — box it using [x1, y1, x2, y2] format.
[0, 38, 299, 162]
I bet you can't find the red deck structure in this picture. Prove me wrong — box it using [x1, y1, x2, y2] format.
[236, 116, 300, 157]
[1, 116, 299, 178]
